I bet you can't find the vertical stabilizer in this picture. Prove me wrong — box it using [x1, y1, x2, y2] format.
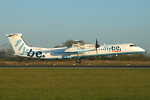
[6, 34, 30, 55]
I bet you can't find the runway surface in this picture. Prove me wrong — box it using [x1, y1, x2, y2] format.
[0, 66, 150, 69]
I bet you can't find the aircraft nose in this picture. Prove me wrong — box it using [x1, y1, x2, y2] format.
[139, 47, 145, 52]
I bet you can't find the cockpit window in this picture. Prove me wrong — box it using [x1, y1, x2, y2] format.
[74, 40, 81, 44]
[130, 45, 136, 47]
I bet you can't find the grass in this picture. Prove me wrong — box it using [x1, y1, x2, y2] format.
[0, 69, 150, 100]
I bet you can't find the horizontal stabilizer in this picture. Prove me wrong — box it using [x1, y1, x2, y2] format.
[6, 34, 22, 37]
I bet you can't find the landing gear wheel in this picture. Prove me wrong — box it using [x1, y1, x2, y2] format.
[76, 58, 82, 64]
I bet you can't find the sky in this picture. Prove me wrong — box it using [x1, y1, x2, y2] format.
[0, 0, 150, 53]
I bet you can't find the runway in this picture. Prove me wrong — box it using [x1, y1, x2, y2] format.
[0, 66, 150, 69]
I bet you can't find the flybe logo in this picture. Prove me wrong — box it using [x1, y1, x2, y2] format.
[77, 47, 85, 50]
[104, 46, 121, 52]
[15, 39, 29, 55]
[27, 49, 45, 58]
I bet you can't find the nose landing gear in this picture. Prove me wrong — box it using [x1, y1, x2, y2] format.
[76, 58, 82, 64]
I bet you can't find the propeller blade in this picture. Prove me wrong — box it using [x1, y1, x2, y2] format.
[95, 39, 100, 53]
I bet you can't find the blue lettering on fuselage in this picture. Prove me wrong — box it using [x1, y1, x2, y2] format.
[27, 49, 35, 57]
[27, 49, 45, 58]
[36, 51, 43, 58]
[104, 46, 121, 52]
[77, 47, 85, 50]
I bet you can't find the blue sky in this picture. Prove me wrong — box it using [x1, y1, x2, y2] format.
[0, 0, 150, 53]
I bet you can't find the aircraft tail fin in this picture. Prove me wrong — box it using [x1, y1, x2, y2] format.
[6, 34, 30, 55]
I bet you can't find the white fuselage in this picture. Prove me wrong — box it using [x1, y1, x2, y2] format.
[23, 43, 145, 60]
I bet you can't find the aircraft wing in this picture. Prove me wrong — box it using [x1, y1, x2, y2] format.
[64, 46, 95, 54]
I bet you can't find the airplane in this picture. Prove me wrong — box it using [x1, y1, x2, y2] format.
[6, 33, 145, 64]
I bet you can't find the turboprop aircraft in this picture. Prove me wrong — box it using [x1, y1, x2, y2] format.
[6, 34, 145, 63]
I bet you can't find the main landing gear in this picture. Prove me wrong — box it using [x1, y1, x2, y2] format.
[76, 58, 82, 64]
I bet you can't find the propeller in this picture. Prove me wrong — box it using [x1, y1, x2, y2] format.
[95, 39, 100, 53]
